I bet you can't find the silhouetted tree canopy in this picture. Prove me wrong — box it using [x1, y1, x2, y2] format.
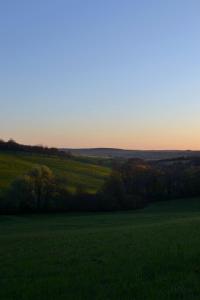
[0, 139, 72, 158]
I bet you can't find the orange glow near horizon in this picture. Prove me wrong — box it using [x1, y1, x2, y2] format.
[3, 128, 200, 150]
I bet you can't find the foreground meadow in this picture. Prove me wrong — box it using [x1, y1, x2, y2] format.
[1, 199, 200, 299]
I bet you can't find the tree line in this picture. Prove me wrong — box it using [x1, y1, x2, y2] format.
[103, 158, 200, 207]
[0, 139, 72, 158]
[1, 157, 200, 214]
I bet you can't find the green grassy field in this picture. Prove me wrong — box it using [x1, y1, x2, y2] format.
[1, 198, 200, 299]
[0, 152, 110, 193]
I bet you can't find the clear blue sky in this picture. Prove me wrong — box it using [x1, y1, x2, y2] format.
[1, 0, 200, 149]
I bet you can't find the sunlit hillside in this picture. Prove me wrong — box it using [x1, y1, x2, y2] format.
[0, 152, 110, 193]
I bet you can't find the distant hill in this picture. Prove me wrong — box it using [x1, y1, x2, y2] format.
[63, 148, 200, 160]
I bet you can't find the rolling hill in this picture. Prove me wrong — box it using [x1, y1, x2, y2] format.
[0, 152, 110, 193]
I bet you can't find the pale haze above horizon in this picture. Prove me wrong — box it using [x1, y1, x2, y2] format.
[1, 0, 200, 150]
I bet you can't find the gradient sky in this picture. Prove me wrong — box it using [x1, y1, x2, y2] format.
[1, 0, 200, 149]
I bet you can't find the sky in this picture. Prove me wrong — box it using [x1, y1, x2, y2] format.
[1, 0, 200, 149]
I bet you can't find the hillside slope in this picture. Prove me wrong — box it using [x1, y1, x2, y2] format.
[0, 152, 110, 193]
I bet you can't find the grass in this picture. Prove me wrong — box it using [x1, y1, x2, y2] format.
[1, 198, 200, 299]
[0, 152, 110, 193]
